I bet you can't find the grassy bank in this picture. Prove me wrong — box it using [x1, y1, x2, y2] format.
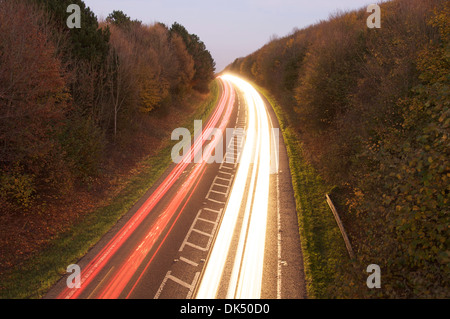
[0, 80, 220, 299]
[253, 83, 349, 298]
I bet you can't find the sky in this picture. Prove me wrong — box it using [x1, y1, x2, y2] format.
[83, 0, 377, 72]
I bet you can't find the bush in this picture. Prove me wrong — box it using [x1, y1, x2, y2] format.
[0, 166, 36, 208]
[60, 116, 105, 182]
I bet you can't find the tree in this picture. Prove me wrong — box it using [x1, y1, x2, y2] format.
[0, 0, 69, 197]
[170, 33, 195, 95]
[170, 22, 216, 92]
[33, 0, 110, 67]
[106, 10, 142, 29]
[106, 25, 138, 139]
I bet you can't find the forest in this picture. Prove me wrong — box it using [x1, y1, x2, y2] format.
[0, 0, 215, 284]
[226, 0, 449, 298]
[0, 0, 448, 300]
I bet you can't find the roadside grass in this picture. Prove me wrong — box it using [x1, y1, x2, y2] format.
[0, 80, 220, 299]
[253, 83, 349, 298]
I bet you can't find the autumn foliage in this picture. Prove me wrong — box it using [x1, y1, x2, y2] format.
[0, 0, 70, 205]
[227, 0, 449, 298]
[0, 0, 215, 242]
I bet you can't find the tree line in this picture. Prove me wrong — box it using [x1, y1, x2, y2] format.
[226, 0, 449, 298]
[0, 0, 215, 209]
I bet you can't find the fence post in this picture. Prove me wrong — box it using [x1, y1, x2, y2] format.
[326, 194, 355, 259]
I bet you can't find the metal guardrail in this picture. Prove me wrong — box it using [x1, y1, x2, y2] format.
[326, 194, 355, 259]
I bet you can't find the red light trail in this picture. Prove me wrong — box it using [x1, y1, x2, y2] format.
[58, 77, 235, 299]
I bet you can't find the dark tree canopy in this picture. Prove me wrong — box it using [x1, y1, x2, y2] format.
[33, 0, 110, 67]
[106, 10, 142, 29]
[170, 22, 216, 92]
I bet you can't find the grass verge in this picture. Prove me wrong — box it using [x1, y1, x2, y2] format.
[253, 83, 349, 298]
[0, 80, 220, 299]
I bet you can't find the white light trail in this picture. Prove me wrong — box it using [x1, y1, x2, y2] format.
[195, 74, 272, 299]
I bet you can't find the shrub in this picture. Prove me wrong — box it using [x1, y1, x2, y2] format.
[0, 166, 36, 208]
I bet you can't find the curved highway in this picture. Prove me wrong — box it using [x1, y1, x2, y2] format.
[45, 75, 306, 300]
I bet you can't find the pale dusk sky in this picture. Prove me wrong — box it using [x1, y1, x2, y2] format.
[83, 0, 378, 71]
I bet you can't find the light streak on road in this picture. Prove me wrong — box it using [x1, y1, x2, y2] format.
[57, 78, 235, 299]
[98, 78, 235, 299]
[195, 75, 271, 299]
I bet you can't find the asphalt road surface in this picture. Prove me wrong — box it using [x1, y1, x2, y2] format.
[44, 75, 306, 300]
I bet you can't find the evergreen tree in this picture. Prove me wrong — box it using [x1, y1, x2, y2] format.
[106, 10, 142, 29]
[33, 0, 110, 67]
[170, 22, 215, 92]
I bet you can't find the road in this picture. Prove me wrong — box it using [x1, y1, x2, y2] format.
[44, 75, 306, 300]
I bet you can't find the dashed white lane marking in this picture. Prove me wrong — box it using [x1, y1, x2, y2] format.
[179, 208, 223, 252]
[206, 198, 226, 205]
[203, 207, 222, 214]
[180, 257, 199, 267]
[208, 189, 228, 196]
[192, 228, 214, 237]
[183, 241, 209, 252]
[154, 271, 200, 299]
[197, 217, 216, 225]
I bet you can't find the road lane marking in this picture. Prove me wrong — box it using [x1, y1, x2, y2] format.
[206, 198, 226, 205]
[208, 189, 228, 196]
[219, 163, 235, 170]
[192, 228, 213, 238]
[215, 176, 232, 183]
[180, 257, 199, 267]
[203, 207, 223, 215]
[168, 273, 194, 289]
[197, 217, 217, 225]
[186, 273, 201, 299]
[154, 271, 200, 299]
[184, 242, 208, 252]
